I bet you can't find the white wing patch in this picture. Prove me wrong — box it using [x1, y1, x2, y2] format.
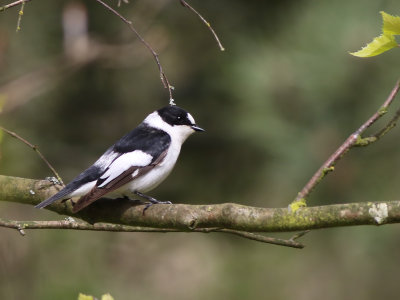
[94, 149, 119, 169]
[98, 150, 153, 188]
[69, 181, 97, 197]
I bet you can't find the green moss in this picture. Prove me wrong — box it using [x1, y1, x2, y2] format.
[315, 166, 335, 184]
[355, 135, 377, 146]
[378, 106, 388, 115]
[322, 166, 335, 175]
[289, 198, 307, 213]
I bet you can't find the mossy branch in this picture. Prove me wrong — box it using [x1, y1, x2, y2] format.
[1, 175, 400, 246]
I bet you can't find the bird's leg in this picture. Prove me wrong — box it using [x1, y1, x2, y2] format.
[134, 191, 172, 214]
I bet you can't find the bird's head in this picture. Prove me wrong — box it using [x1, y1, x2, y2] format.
[144, 105, 204, 143]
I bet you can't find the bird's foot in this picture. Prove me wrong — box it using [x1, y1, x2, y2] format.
[134, 191, 172, 215]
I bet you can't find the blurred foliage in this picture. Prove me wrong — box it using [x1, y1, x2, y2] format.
[78, 292, 114, 300]
[1, 0, 400, 299]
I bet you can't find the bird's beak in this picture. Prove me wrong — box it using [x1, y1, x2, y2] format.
[192, 125, 205, 132]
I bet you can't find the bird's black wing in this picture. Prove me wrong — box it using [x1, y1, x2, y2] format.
[36, 124, 171, 211]
[71, 150, 168, 213]
[71, 125, 171, 212]
[112, 123, 171, 161]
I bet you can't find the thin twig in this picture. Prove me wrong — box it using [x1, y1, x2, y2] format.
[0, 126, 64, 186]
[0, 218, 304, 248]
[0, 0, 31, 12]
[290, 230, 310, 241]
[215, 228, 304, 248]
[94, 0, 174, 102]
[15, 0, 25, 32]
[179, 0, 225, 51]
[292, 80, 400, 205]
[357, 94, 400, 144]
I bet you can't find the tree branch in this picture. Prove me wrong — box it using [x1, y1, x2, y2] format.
[292, 80, 400, 208]
[1, 175, 399, 235]
[0, 217, 304, 248]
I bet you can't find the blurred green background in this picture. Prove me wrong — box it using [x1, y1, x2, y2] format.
[1, 0, 400, 299]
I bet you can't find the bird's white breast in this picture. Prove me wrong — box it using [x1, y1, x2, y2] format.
[123, 139, 182, 193]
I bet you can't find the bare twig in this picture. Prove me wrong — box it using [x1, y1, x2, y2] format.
[15, 0, 25, 32]
[179, 0, 225, 51]
[0, 218, 304, 248]
[357, 96, 400, 145]
[214, 228, 303, 248]
[0, 126, 64, 186]
[292, 80, 400, 206]
[290, 230, 310, 241]
[94, 0, 174, 102]
[0, 0, 31, 12]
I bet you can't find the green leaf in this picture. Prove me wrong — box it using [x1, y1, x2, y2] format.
[381, 11, 400, 35]
[77, 294, 94, 300]
[101, 294, 115, 300]
[350, 33, 398, 57]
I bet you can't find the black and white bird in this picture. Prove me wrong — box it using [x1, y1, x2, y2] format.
[35, 105, 204, 213]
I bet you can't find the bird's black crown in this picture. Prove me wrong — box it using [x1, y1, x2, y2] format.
[157, 105, 194, 127]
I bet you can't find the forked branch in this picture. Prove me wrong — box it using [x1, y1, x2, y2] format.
[292, 80, 400, 208]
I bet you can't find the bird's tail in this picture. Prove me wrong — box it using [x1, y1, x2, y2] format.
[35, 188, 72, 209]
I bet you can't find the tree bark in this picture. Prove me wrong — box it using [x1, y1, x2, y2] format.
[0, 175, 397, 232]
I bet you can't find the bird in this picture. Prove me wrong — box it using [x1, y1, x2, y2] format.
[35, 105, 204, 213]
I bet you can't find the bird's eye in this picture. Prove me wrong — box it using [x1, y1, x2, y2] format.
[177, 116, 182, 120]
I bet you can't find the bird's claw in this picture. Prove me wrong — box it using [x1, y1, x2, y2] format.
[142, 199, 172, 215]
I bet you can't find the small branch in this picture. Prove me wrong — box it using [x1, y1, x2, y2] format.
[179, 0, 225, 51]
[0, 126, 64, 186]
[214, 229, 303, 248]
[15, 0, 25, 32]
[0, 0, 31, 12]
[94, 0, 174, 102]
[356, 98, 400, 145]
[0, 218, 304, 248]
[354, 80, 400, 135]
[292, 80, 400, 206]
[290, 230, 310, 241]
